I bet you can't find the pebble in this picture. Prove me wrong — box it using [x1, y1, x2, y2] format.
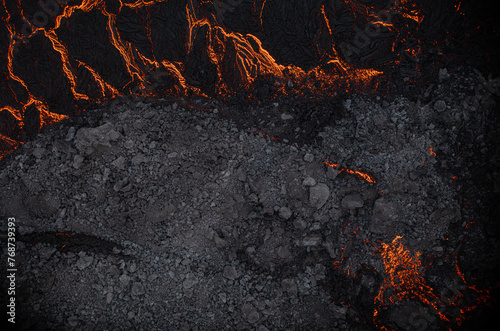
[439, 68, 450, 82]
[302, 176, 316, 187]
[76, 253, 93, 270]
[293, 218, 308, 230]
[131, 283, 145, 296]
[303, 153, 314, 162]
[434, 100, 446, 112]
[67, 316, 79, 327]
[241, 303, 260, 324]
[302, 235, 322, 247]
[341, 193, 364, 209]
[65, 127, 76, 142]
[281, 279, 298, 297]
[182, 273, 198, 290]
[326, 166, 339, 179]
[223, 266, 239, 280]
[2, 81, 487, 331]
[309, 183, 330, 209]
[111, 156, 126, 169]
[73, 154, 84, 169]
[32, 148, 46, 159]
[369, 198, 399, 234]
[278, 206, 293, 219]
[119, 274, 131, 286]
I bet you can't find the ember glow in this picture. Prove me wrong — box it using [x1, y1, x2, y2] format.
[0, 0, 429, 160]
[0, 1, 496, 329]
[372, 236, 492, 330]
[324, 160, 377, 184]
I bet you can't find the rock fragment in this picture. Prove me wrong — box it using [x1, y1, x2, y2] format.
[32, 147, 46, 159]
[182, 273, 198, 289]
[434, 100, 446, 112]
[281, 278, 298, 297]
[73, 154, 84, 169]
[341, 193, 364, 209]
[439, 68, 450, 82]
[241, 303, 260, 324]
[223, 266, 239, 280]
[303, 153, 314, 162]
[369, 198, 400, 234]
[278, 206, 293, 219]
[131, 283, 145, 296]
[76, 253, 94, 270]
[309, 183, 330, 209]
[302, 176, 316, 187]
[74, 122, 118, 155]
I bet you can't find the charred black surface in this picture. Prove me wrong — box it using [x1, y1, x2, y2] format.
[0, 0, 492, 148]
[0, 1, 499, 330]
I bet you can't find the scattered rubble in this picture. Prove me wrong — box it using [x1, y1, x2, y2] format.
[0, 66, 498, 330]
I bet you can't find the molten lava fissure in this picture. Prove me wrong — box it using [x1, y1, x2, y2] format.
[324, 160, 377, 184]
[370, 236, 492, 330]
[1, 0, 498, 329]
[0, 0, 430, 159]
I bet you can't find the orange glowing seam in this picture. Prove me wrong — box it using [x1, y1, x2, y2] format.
[3, 2, 68, 130]
[371, 20, 394, 29]
[406, 47, 420, 57]
[464, 220, 477, 230]
[428, 146, 436, 157]
[27, 98, 67, 127]
[395, 0, 424, 24]
[76, 60, 119, 98]
[255, 0, 266, 27]
[6, 27, 30, 94]
[0, 132, 19, 146]
[0, 132, 21, 158]
[106, 13, 144, 85]
[45, 30, 89, 101]
[324, 160, 377, 184]
[320, 5, 333, 36]
[369, 235, 493, 329]
[53, 0, 99, 31]
[0, 0, 418, 163]
[373, 236, 446, 328]
[136, 50, 158, 68]
[124, 0, 157, 9]
[56, 232, 73, 236]
[1, 105, 23, 124]
[333, 226, 362, 278]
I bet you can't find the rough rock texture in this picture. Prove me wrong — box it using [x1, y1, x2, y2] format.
[0, 66, 499, 330]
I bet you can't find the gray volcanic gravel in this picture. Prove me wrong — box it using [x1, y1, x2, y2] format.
[0, 66, 499, 330]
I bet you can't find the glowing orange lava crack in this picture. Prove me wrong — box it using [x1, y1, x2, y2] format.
[324, 160, 377, 184]
[371, 236, 492, 329]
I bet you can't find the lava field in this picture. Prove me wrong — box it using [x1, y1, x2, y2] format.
[0, 0, 499, 330]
